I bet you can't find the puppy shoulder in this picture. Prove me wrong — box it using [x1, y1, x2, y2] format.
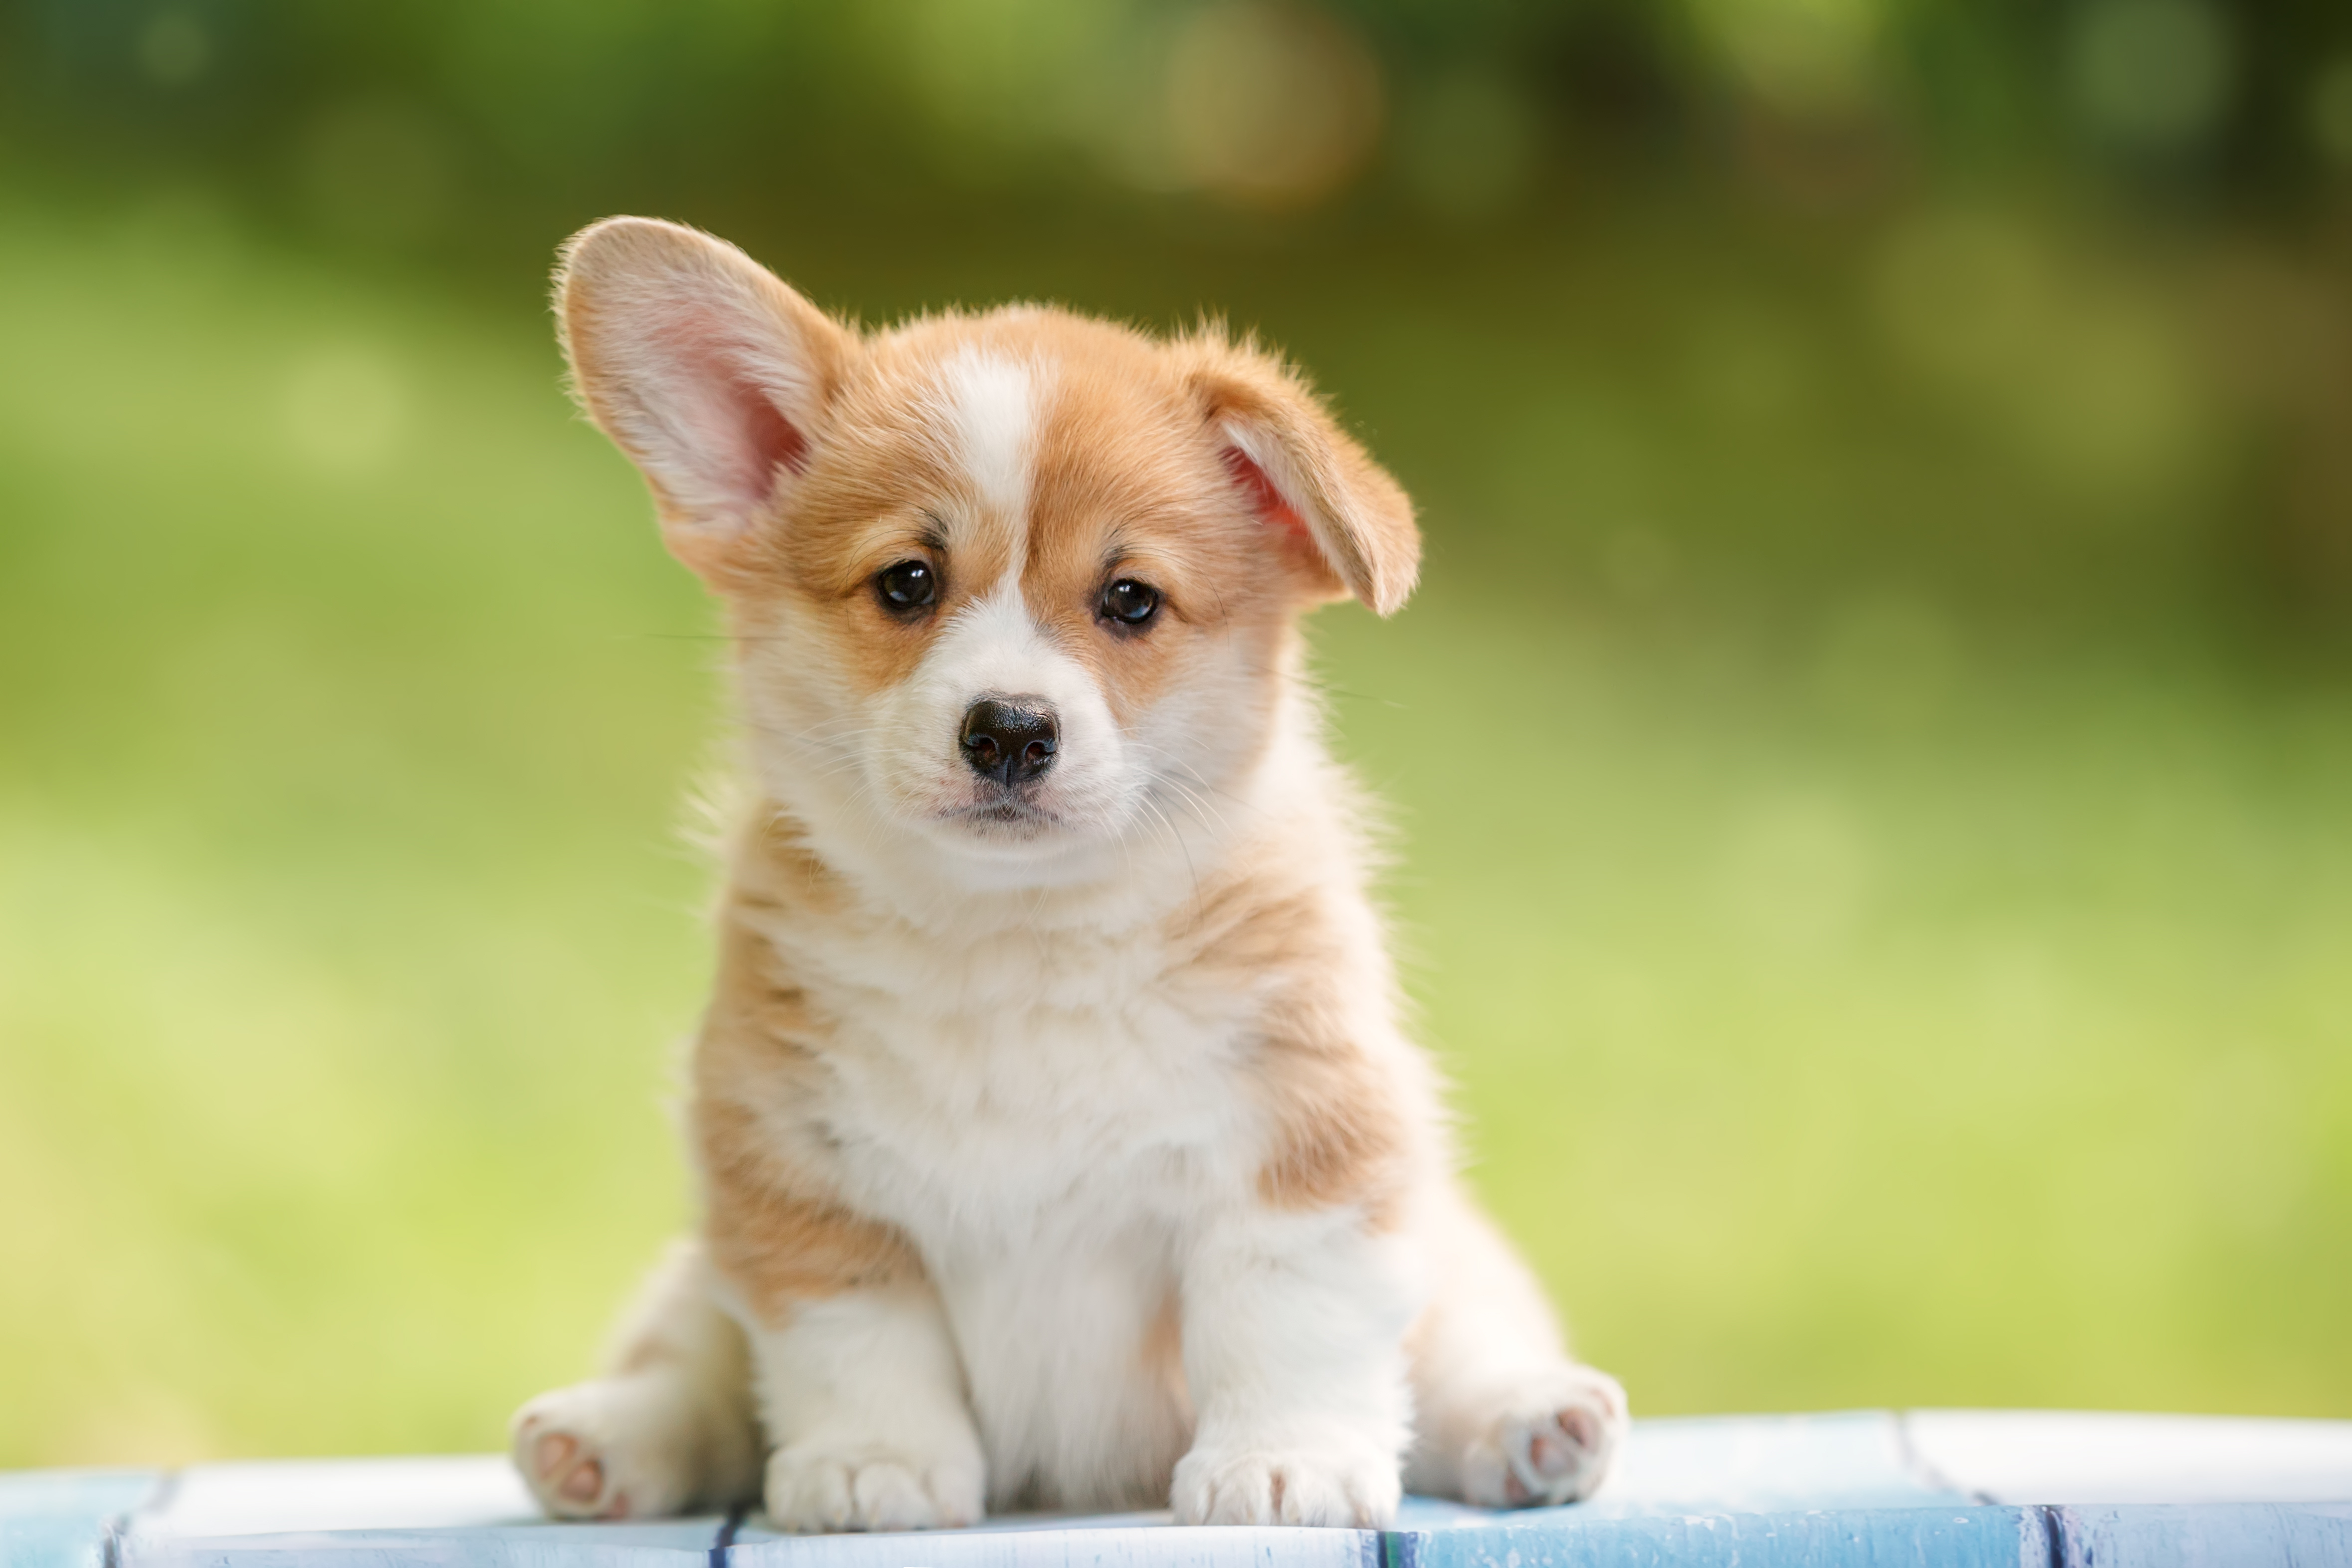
[690, 803, 850, 1197]
[1173, 805, 1437, 1225]
[696, 815, 833, 1062]
[691, 813, 925, 1319]
[698, 1086, 923, 1323]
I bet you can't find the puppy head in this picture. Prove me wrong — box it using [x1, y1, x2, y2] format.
[559, 217, 1418, 887]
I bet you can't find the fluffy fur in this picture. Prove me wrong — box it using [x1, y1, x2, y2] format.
[511, 217, 1627, 1532]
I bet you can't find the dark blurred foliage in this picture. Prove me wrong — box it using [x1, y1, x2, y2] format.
[6, 0, 2352, 622]
[10, 0, 2352, 246]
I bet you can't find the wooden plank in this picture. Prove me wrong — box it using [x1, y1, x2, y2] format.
[2056, 1503, 2352, 1567]
[1578, 1411, 1962, 1512]
[0, 1467, 159, 1568]
[727, 1525, 1381, 1568]
[118, 1524, 715, 1568]
[114, 1457, 720, 1568]
[131, 1456, 543, 1537]
[1903, 1410, 2352, 1504]
[1390, 1506, 2050, 1568]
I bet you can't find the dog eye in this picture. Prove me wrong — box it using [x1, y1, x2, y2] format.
[1099, 578, 1161, 629]
[875, 559, 937, 613]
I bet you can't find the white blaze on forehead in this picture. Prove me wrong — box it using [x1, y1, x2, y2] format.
[935, 348, 1038, 542]
[932, 575, 1058, 691]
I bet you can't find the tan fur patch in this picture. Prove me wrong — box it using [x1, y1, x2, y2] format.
[1175, 857, 1415, 1223]
[701, 1105, 922, 1322]
[1251, 998, 1412, 1224]
[693, 858, 922, 1325]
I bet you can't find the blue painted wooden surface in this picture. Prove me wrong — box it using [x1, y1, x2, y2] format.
[118, 1525, 716, 1568]
[1490, 1411, 1961, 1513]
[0, 1468, 157, 1568]
[728, 1526, 1381, 1568]
[1392, 1506, 2052, 1568]
[2055, 1502, 2352, 1568]
[7, 1413, 2350, 1568]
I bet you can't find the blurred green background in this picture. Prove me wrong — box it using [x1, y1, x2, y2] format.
[3, 0, 2351, 1468]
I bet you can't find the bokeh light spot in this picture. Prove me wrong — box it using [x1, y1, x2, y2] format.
[2009, 298, 2203, 503]
[1720, 790, 1875, 958]
[1396, 66, 1539, 220]
[894, 0, 1114, 154]
[2068, 0, 2235, 152]
[2311, 57, 2352, 167]
[1164, 2, 1383, 210]
[279, 346, 411, 476]
[1812, 594, 1962, 730]
[300, 100, 459, 248]
[1695, 0, 1883, 115]
[1684, 305, 1818, 432]
[1872, 209, 2051, 391]
[137, 11, 211, 86]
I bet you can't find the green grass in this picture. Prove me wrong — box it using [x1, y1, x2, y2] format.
[1, 192, 2346, 1469]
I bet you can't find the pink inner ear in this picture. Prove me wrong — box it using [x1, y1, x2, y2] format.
[670, 307, 810, 508]
[1222, 447, 1314, 546]
[737, 378, 809, 485]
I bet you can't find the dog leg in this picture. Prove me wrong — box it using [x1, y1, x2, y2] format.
[1169, 1208, 1418, 1528]
[1403, 1189, 1627, 1508]
[745, 1283, 987, 1532]
[512, 1238, 762, 1519]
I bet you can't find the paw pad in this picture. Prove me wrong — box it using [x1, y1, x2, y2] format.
[1468, 1366, 1629, 1509]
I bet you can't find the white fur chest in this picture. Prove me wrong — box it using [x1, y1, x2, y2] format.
[770, 899, 1258, 1242]
[741, 889, 1259, 1507]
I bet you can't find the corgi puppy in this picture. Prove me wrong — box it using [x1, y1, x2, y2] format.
[510, 217, 1627, 1533]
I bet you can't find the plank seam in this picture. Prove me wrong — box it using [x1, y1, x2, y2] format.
[104, 1467, 181, 1568]
[2034, 1503, 2067, 1568]
[1893, 1409, 1996, 1505]
[711, 1501, 749, 1567]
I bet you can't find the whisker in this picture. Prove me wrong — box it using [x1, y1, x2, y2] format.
[1136, 793, 1202, 907]
[1157, 775, 1231, 840]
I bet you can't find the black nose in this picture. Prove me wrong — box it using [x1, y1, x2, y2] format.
[961, 698, 1059, 787]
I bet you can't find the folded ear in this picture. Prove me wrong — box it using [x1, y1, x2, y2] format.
[556, 217, 854, 582]
[1181, 336, 1420, 616]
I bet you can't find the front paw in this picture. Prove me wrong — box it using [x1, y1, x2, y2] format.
[764, 1442, 984, 1533]
[1171, 1438, 1400, 1528]
[513, 1379, 697, 1521]
[1459, 1363, 1628, 1508]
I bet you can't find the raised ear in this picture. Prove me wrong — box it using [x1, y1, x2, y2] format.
[556, 217, 854, 582]
[1182, 336, 1420, 616]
